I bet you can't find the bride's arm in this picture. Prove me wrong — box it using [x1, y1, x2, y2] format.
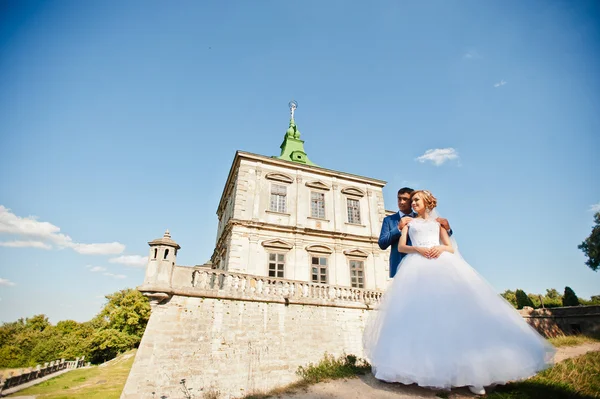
[398, 226, 426, 255]
[438, 227, 455, 254]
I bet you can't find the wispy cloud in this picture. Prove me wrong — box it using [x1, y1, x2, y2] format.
[109, 255, 148, 268]
[463, 50, 481, 60]
[415, 148, 459, 166]
[86, 265, 107, 273]
[494, 80, 507, 88]
[0, 278, 16, 286]
[590, 203, 600, 213]
[0, 240, 52, 249]
[0, 205, 125, 255]
[85, 265, 126, 279]
[103, 272, 127, 279]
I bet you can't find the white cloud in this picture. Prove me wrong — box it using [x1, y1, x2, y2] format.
[109, 255, 148, 267]
[0, 278, 16, 286]
[0, 240, 52, 249]
[103, 272, 127, 279]
[415, 148, 459, 166]
[463, 50, 481, 59]
[87, 266, 107, 273]
[0, 205, 125, 255]
[71, 242, 125, 255]
[590, 203, 600, 213]
[494, 80, 507, 88]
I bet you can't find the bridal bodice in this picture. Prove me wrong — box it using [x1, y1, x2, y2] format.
[408, 218, 440, 247]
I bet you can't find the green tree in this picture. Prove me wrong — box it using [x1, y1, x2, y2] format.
[563, 286, 580, 307]
[546, 288, 560, 299]
[88, 329, 139, 364]
[528, 294, 542, 309]
[515, 289, 535, 309]
[25, 314, 51, 332]
[95, 289, 150, 339]
[579, 212, 600, 271]
[0, 319, 25, 348]
[0, 289, 151, 367]
[501, 290, 517, 308]
[29, 329, 64, 364]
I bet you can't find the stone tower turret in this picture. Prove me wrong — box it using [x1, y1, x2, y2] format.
[139, 230, 181, 307]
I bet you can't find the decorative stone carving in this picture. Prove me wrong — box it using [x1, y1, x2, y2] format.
[343, 248, 369, 258]
[261, 239, 293, 251]
[305, 180, 331, 191]
[305, 244, 334, 255]
[265, 172, 294, 184]
[341, 187, 366, 198]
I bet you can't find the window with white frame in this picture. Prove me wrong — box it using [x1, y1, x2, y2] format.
[269, 184, 287, 213]
[270, 184, 287, 213]
[311, 256, 328, 284]
[268, 253, 285, 278]
[349, 260, 364, 288]
[310, 191, 325, 219]
[347, 198, 361, 224]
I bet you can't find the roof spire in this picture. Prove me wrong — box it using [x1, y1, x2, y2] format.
[276, 100, 317, 166]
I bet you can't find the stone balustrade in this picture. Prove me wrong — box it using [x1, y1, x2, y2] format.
[162, 267, 383, 309]
[0, 357, 88, 395]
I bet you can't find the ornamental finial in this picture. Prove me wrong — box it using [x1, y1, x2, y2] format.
[288, 100, 298, 121]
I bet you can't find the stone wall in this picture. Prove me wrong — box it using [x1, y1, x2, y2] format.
[123, 267, 382, 399]
[519, 305, 600, 337]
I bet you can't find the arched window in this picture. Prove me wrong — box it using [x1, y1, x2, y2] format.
[164, 249, 169, 259]
[153, 248, 158, 259]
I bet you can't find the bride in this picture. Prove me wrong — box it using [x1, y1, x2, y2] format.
[363, 190, 555, 395]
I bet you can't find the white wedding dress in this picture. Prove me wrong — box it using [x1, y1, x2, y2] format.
[363, 218, 555, 389]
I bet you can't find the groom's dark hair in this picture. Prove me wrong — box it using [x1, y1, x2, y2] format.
[398, 187, 414, 195]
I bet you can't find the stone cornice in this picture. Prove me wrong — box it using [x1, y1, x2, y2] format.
[228, 218, 379, 244]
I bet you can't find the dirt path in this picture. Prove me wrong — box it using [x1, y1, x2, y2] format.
[274, 342, 600, 399]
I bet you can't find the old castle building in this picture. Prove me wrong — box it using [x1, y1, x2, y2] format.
[207, 102, 391, 290]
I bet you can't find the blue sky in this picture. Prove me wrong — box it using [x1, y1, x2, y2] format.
[0, 0, 599, 323]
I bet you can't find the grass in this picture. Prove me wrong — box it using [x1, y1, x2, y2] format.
[549, 334, 600, 348]
[6, 350, 136, 399]
[488, 351, 600, 399]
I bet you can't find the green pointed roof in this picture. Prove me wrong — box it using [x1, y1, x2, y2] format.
[276, 101, 317, 166]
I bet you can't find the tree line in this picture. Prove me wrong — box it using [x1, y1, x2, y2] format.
[0, 289, 150, 368]
[501, 286, 600, 310]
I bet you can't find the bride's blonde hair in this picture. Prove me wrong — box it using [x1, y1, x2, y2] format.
[411, 190, 437, 211]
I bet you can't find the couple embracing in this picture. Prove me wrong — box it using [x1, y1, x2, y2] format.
[363, 187, 555, 395]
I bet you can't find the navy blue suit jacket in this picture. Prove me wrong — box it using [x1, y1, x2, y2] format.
[378, 212, 415, 278]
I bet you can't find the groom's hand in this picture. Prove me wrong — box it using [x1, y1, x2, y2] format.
[436, 217, 451, 231]
[399, 217, 412, 230]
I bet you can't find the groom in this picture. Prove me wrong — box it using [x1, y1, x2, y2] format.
[378, 187, 452, 278]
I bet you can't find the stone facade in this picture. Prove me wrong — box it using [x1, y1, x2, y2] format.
[211, 151, 391, 291]
[122, 267, 382, 399]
